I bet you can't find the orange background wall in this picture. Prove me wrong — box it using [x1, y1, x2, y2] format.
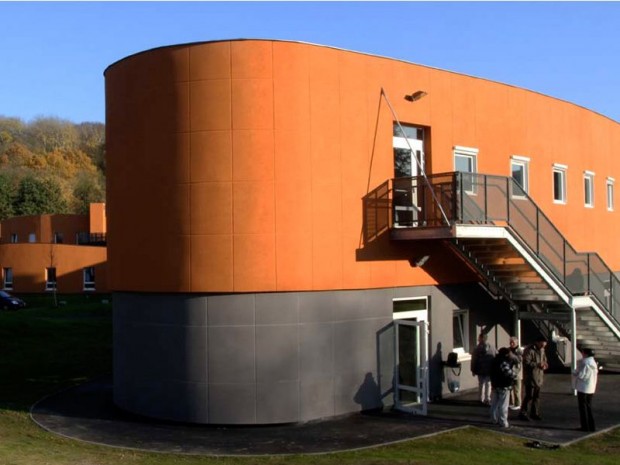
[105, 39, 620, 293]
[0, 244, 107, 293]
[1, 214, 89, 244]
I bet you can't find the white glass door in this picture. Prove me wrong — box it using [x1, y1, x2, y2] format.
[393, 125, 424, 227]
[393, 319, 428, 415]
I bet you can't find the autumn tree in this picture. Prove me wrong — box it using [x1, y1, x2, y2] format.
[0, 115, 106, 217]
[13, 176, 68, 216]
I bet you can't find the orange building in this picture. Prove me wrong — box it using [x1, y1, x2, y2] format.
[105, 39, 620, 425]
[0, 203, 107, 293]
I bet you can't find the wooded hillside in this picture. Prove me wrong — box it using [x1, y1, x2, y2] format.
[0, 116, 105, 220]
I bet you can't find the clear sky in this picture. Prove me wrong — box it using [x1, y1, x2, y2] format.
[1, 1, 619, 124]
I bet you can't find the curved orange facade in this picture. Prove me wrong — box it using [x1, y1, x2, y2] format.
[105, 39, 620, 294]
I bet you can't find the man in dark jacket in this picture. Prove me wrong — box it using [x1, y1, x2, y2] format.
[490, 347, 517, 428]
[471, 333, 496, 404]
[519, 337, 548, 421]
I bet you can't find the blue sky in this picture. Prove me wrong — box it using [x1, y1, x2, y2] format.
[1, 1, 619, 124]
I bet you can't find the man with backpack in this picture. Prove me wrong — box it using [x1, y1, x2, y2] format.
[490, 347, 518, 428]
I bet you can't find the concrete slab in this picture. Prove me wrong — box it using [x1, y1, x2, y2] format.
[30, 373, 620, 456]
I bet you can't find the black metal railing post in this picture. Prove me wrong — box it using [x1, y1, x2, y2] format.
[506, 177, 510, 223]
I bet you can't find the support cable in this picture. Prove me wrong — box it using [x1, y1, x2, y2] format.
[380, 88, 451, 226]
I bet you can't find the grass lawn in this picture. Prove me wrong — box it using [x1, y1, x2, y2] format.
[1, 295, 619, 465]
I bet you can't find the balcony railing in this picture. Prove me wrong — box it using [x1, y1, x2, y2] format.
[363, 171, 620, 324]
[76, 232, 107, 246]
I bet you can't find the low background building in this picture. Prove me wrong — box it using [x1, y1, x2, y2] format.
[0, 203, 107, 293]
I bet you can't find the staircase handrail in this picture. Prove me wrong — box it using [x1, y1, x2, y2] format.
[455, 172, 620, 328]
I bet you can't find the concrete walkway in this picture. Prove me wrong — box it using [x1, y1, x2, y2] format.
[30, 373, 620, 456]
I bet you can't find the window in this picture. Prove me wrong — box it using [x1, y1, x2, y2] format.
[584, 171, 595, 208]
[83, 267, 95, 291]
[10, 233, 18, 243]
[452, 309, 470, 355]
[454, 146, 478, 194]
[510, 156, 529, 197]
[28, 233, 36, 243]
[3, 268, 13, 290]
[553, 164, 567, 204]
[54, 232, 64, 244]
[45, 267, 57, 291]
[393, 296, 429, 320]
[607, 178, 615, 211]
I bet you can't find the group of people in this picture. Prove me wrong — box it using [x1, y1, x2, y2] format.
[471, 333, 598, 431]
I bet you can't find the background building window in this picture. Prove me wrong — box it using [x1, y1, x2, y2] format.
[453, 309, 470, 355]
[3, 268, 13, 290]
[553, 164, 567, 204]
[54, 232, 64, 244]
[454, 146, 478, 194]
[45, 267, 57, 291]
[511, 156, 529, 197]
[607, 178, 615, 211]
[10, 233, 18, 243]
[83, 267, 95, 291]
[584, 171, 595, 208]
[28, 233, 36, 243]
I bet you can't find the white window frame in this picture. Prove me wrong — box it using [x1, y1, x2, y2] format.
[452, 309, 471, 361]
[454, 146, 478, 194]
[3, 267, 13, 290]
[607, 177, 615, 211]
[553, 164, 568, 204]
[584, 171, 595, 208]
[392, 296, 429, 321]
[83, 267, 95, 291]
[510, 155, 530, 198]
[45, 267, 57, 291]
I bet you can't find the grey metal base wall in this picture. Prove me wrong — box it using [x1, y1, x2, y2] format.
[113, 284, 509, 425]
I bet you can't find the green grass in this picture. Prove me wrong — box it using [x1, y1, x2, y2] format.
[0, 296, 619, 465]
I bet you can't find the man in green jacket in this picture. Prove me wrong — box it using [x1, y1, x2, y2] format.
[519, 337, 548, 421]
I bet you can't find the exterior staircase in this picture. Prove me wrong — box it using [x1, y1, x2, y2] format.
[363, 171, 620, 371]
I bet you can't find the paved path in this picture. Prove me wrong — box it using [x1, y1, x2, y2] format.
[30, 373, 620, 456]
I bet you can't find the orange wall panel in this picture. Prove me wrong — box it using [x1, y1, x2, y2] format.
[190, 183, 232, 235]
[189, 41, 231, 80]
[232, 130, 274, 181]
[190, 235, 233, 290]
[190, 130, 233, 183]
[233, 233, 276, 291]
[190, 80, 232, 131]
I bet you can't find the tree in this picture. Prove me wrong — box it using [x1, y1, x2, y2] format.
[14, 176, 67, 216]
[72, 171, 105, 214]
[0, 173, 17, 220]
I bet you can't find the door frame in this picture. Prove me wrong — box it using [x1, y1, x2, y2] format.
[393, 125, 425, 227]
[393, 318, 429, 415]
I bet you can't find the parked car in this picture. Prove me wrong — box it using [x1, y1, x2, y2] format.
[0, 291, 26, 310]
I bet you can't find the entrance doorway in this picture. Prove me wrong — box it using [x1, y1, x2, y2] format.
[393, 297, 429, 415]
[393, 124, 425, 227]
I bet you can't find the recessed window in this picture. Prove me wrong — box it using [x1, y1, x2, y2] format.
[607, 178, 615, 211]
[45, 267, 57, 291]
[584, 171, 595, 208]
[453, 309, 469, 353]
[511, 156, 530, 197]
[54, 232, 64, 244]
[553, 164, 567, 204]
[454, 146, 478, 194]
[3, 268, 13, 290]
[83, 267, 95, 291]
[393, 296, 429, 319]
